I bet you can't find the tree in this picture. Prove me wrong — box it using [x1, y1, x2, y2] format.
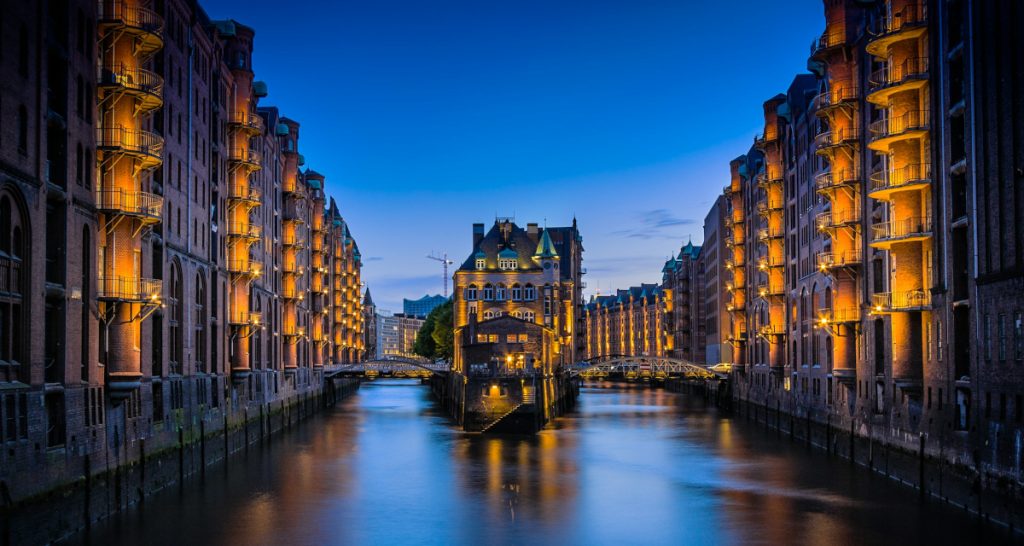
[430, 300, 454, 361]
[412, 312, 437, 358]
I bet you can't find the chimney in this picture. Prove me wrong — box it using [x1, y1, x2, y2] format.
[527, 223, 538, 238]
[473, 223, 485, 247]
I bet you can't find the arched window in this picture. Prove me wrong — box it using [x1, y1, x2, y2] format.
[466, 284, 478, 300]
[511, 284, 522, 301]
[524, 311, 535, 322]
[524, 284, 536, 301]
[483, 310, 493, 320]
[0, 193, 28, 383]
[195, 272, 207, 374]
[495, 284, 506, 300]
[483, 284, 494, 301]
[169, 261, 183, 375]
[81, 226, 90, 382]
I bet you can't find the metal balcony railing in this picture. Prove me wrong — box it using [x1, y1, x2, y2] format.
[758, 281, 785, 298]
[811, 84, 858, 112]
[756, 199, 784, 216]
[97, 1, 164, 37]
[816, 248, 862, 270]
[229, 311, 262, 326]
[872, 290, 931, 311]
[759, 324, 786, 336]
[227, 221, 262, 239]
[97, 276, 161, 302]
[814, 168, 860, 193]
[872, 3, 927, 39]
[226, 259, 259, 276]
[229, 111, 265, 134]
[96, 188, 163, 220]
[869, 110, 929, 141]
[97, 127, 163, 164]
[98, 64, 163, 103]
[228, 182, 261, 203]
[810, 27, 845, 56]
[872, 216, 932, 243]
[816, 208, 861, 230]
[814, 127, 860, 151]
[819, 307, 860, 323]
[869, 163, 932, 194]
[757, 255, 785, 270]
[869, 57, 929, 92]
[757, 226, 785, 241]
[227, 147, 261, 168]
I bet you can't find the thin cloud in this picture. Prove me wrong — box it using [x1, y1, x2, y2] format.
[611, 209, 695, 240]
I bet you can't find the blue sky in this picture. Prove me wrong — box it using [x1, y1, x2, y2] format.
[202, 0, 824, 312]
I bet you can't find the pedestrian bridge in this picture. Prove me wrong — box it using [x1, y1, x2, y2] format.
[325, 356, 450, 378]
[568, 356, 718, 380]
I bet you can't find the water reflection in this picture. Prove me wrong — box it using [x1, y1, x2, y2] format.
[85, 379, 1015, 546]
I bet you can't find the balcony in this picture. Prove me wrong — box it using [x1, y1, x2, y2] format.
[814, 168, 860, 194]
[97, 276, 161, 303]
[810, 28, 846, 58]
[754, 130, 779, 150]
[228, 147, 262, 171]
[757, 255, 784, 271]
[97, 1, 164, 58]
[867, 57, 929, 105]
[97, 127, 163, 170]
[281, 286, 302, 301]
[756, 198, 784, 217]
[812, 84, 858, 116]
[229, 111, 265, 136]
[98, 64, 163, 112]
[759, 324, 786, 337]
[731, 209, 745, 224]
[96, 188, 162, 223]
[757, 226, 784, 242]
[871, 290, 931, 313]
[756, 169, 783, 189]
[816, 248, 862, 271]
[283, 178, 306, 196]
[815, 208, 861, 232]
[283, 200, 305, 223]
[866, 3, 928, 58]
[282, 231, 306, 248]
[226, 259, 260, 277]
[227, 182, 262, 205]
[868, 110, 929, 153]
[814, 127, 859, 155]
[868, 163, 931, 199]
[227, 220, 262, 240]
[870, 216, 933, 249]
[229, 311, 262, 327]
[757, 280, 785, 299]
[818, 307, 860, 324]
[723, 184, 734, 196]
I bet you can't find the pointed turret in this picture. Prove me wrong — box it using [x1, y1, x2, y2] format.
[535, 229, 559, 259]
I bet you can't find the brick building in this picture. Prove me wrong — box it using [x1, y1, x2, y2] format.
[583, 284, 671, 360]
[0, 0, 363, 506]
[718, 0, 1024, 486]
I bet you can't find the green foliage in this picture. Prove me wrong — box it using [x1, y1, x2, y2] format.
[430, 300, 454, 361]
[412, 312, 437, 358]
[412, 299, 453, 361]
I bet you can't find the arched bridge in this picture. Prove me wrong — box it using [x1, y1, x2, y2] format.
[569, 356, 718, 380]
[325, 356, 450, 378]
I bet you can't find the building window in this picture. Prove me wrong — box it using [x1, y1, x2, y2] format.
[517, 334, 528, 343]
[524, 285, 536, 301]
[496, 284, 506, 300]
[466, 285, 477, 300]
[475, 259, 485, 270]
[511, 284, 522, 301]
[483, 284, 494, 301]
[17, 105, 28, 155]
[998, 314, 1007, 361]
[506, 334, 517, 343]
[499, 258, 517, 270]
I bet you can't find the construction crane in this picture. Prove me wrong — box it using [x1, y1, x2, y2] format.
[426, 252, 454, 298]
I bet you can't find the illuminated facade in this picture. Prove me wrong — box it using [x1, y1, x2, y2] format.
[720, 0, 1024, 486]
[583, 284, 670, 360]
[0, 0, 364, 508]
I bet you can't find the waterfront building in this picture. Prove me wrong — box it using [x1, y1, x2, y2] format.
[662, 241, 704, 363]
[445, 219, 582, 431]
[0, 0, 363, 507]
[718, 0, 1024, 490]
[583, 284, 671, 360]
[376, 312, 424, 359]
[702, 197, 732, 365]
[402, 294, 447, 317]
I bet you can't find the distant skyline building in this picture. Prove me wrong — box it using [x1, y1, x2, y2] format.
[376, 312, 425, 359]
[403, 294, 448, 317]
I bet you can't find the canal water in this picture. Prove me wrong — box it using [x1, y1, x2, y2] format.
[83, 379, 1016, 545]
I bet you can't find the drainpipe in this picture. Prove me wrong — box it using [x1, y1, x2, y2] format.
[966, 1, 981, 421]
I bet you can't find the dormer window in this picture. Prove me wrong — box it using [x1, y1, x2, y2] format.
[475, 259, 485, 270]
[499, 258, 517, 270]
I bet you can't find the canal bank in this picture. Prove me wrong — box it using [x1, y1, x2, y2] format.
[1, 375, 359, 545]
[665, 376, 1023, 537]
[75, 379, 1019, 545]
